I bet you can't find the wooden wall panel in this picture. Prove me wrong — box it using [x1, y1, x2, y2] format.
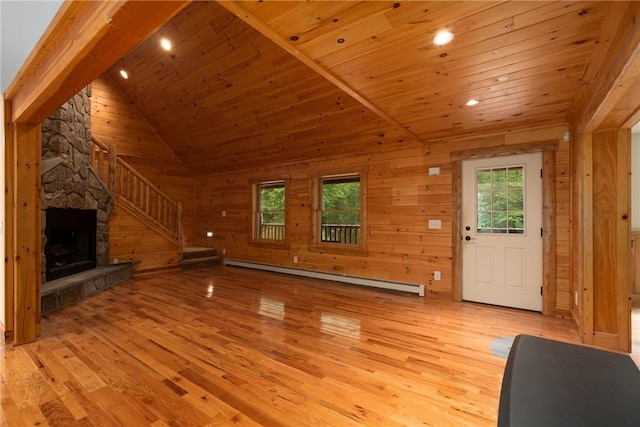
[12, 123, 41, 344]
[91, 75, 196, 270]
[3, 100, 14, 340]
[591, 129, 631, 351]
[110, 208, 180, 272]
[593, 133, 618, 333]
[195, 124, 571, 305]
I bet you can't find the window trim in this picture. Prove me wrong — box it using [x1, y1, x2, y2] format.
[250, 178, 290, 249]
[309, 169, 368, 256]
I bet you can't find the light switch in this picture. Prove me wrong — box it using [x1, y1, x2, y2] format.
[428, 219, 441, 229]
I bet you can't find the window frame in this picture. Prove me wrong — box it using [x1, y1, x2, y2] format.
[250, 178, 290, 249]
[475, 165, 526, 235]
[309, 169, 368, 255]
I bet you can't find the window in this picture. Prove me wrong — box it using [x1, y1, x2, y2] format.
[476, 166, 525, 234]
[310, 172, 367, 254]
[251, 180, 287, 246]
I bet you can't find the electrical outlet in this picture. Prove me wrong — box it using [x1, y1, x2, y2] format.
[428, 219, 441, 229]
[293, 256, 298, 263]
[434, 271, 441, 280]
[222, 248, 226, 255]
[222, 210, 227, 217]
[113, 258, 118, 264]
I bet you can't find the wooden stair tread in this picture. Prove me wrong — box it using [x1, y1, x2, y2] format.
[180, 257, 222, 270]
[182, 246, 218, 261]
[181, 256, 222, 264]
[183, 246, 216, 253]
[181, 246, 222, 269]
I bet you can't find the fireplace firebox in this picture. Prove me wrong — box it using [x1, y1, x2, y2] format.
[44, 208, 97, 281]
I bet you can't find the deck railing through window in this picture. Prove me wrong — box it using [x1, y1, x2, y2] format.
[259, 223, 285, 240]
[321, 224, 360, 245]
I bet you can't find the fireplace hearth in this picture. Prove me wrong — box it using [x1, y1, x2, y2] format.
[44, 208, 97, 281]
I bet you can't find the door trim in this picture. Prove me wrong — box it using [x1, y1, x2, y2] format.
[450, 140, 559, 315]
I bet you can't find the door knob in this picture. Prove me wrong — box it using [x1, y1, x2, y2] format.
[465, 235, 475, 241]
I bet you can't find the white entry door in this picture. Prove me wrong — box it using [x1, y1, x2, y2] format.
[462, 153, 542, 311]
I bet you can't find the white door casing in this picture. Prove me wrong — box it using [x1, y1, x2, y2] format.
[461, 153, 543, 311]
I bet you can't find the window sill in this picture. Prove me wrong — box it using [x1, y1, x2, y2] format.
[308, 244, 368, 257]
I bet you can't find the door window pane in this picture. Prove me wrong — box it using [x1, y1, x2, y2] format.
[476, 166, 525, 234]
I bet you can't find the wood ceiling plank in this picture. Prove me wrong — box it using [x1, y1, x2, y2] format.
[316, 2, 516, 68]
[341, 40, 594, 108]
[117, 29, 252, 100]
[370, 63, 587, 110]
[361, 50, 591, 102]
[8, 1, 188, 124]
[317, 1, 540, 69]
[389, 93, 574, 127]
[320, 0, 595, 99]
[241, 0, 306, 17]
[163, 101, 384, 147]
[434, 9, 605, 68]
[408, 109, 568, 137]
[262, 1, 362, 34]
[114, 4, 243, 88]
[217, 0, 425, 144]
[170, 112, 394, 149]
[298, 12, 396, 60]
[97, 1, 621, 174]
[328, 13, 602, 88]
[512, 1, 602, 29]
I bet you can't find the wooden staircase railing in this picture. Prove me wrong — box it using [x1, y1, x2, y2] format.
[91, 136, 182, 248]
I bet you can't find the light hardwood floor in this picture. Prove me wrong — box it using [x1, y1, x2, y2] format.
[2, 266, 582, 426]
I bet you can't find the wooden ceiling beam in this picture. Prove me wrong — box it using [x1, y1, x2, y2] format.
[569, 1, 640, 134]
[217, 0, 424, 144]
[6, 0, 189, 124]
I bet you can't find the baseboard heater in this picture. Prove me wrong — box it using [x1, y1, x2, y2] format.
[224, 258, 425, 297]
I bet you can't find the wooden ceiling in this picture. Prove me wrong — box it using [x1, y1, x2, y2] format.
[107, 1, 615, 176]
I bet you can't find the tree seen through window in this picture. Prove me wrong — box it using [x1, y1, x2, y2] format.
[477, 166, 524, 234]
[320, 176, 361, 244]
[257, 182, 285, 240]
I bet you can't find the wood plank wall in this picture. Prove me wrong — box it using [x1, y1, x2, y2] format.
[591, 129, 631, 350]
[91, 75, 195, 271]
[110, 208, 182, 272]
[194, 124, 571, 311]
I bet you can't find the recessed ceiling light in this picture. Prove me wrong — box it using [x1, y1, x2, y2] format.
[119, 69, 129, 79]
[466, 99, 479, 106]
[433, 31, 454, 46]
[160, 38, 172, 51]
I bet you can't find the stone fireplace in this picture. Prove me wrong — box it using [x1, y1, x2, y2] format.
[41, 86, 111, 283]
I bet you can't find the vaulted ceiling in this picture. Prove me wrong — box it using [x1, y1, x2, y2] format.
[106, 1, 615, 176]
